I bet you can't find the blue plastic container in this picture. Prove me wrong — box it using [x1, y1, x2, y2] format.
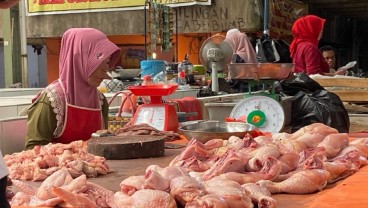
[140, 60, 165, 77]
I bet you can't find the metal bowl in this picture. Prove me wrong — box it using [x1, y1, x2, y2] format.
[228, 63, 294, 80]
[178, 121, 256, 143]
[110, 68, 141, 80]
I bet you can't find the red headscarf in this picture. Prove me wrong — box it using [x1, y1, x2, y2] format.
[290, 15, 326, 58]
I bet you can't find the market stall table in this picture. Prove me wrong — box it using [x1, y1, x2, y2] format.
[10, 134, 368, 208]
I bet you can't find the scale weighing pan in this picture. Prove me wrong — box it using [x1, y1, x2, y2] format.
[127, 84, 178, 103]
[228, 63, 294, 80]
[127, 84, 178, 96]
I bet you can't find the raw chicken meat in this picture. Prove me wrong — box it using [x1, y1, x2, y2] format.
[114, 189, 177, 208]
[185, 194, 230, 208]
[256, 169, 330, 194]
[294, 123, 338, 147]
[144, 165, 190, 191]
[144, 169, 170, 191]
[349, 138, 368, 158]
[205, 185, 253, 208]
[242, 183, 277, 208]
[4, 140, 111, 181]
[277, 152, 300, 174]
[317, 133, 349, 157]
[201, 149, 248, 180]
[120, 175, 145, 195]
[36, 168, 73, 200]
[219, 157, 282, 184]
[272, 123, 338, 153]
[246, 145, 281, 172]
[52, 186, 97, 208]
[170, 176, 206, 206]
[205, 178, 242, 190]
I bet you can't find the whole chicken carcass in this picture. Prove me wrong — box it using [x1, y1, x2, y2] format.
[256, 169, 330, 194]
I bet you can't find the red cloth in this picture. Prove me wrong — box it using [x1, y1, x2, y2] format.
[292, 42, 329, 75]
[290, 15, 329, 75]
[173, 97, 203, 121]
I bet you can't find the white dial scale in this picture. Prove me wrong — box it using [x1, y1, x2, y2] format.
[128, 84, 179, 132]
[230, 96, 285, 134]
[134, 106, 166, 130]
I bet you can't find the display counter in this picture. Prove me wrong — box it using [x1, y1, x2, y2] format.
[11, 147, 368, 208]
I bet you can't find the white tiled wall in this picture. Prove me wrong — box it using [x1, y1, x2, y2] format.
[0, 106, 19, 119]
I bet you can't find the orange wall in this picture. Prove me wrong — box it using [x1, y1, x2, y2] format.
[45, 38, 61, 84]
[45, 34, 208, 84]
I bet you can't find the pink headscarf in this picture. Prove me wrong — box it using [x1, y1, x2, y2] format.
[57, 28, 120, 109]
[290, 15, 325, 58]
[225, 29, 257, 63]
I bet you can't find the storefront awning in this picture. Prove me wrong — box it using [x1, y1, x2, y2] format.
[26, 0, 211, 16]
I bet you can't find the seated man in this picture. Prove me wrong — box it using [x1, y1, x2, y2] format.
[320, 45, 337, 73]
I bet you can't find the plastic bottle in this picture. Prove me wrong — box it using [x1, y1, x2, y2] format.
[177, 62, 187, 85]
[139, 75, 152, 105]
[141, 75, 153, 86]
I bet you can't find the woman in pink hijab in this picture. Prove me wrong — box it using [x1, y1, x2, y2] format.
[25, 28, 120, 149]
[225, 29, 258, 92]
[225, 29, 258, 63]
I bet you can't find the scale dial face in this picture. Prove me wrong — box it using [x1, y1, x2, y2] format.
[134, 106, 166, 130]
[230, 96, 285, 134]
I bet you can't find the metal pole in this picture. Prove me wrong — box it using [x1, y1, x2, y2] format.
[263, 0, 269, 35]
[175, 7, 178, 62]
[19, 0, 28, 87]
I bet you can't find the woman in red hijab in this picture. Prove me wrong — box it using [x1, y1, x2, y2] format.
[290, 15, 345, 76]
[25, 28, 120, 149]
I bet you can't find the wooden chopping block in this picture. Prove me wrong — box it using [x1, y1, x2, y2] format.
[87, 135, 165, 160]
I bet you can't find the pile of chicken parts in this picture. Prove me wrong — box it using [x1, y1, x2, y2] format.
[4, 140, 111, 181]
[9, 123, 368, 208]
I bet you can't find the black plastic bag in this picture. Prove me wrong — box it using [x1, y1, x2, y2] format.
[280, 73, 350, 133]
[279, 73, 325, 95]
[257, 34, 278, 63]
[273, 39, 292, 63]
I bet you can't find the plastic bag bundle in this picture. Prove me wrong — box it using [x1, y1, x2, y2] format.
[280, 73, 350, 133]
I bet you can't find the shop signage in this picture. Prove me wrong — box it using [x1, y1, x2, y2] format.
[269, 0, 308, 40]
[176, 0, 261, 33]
[26, 0, 211, 16]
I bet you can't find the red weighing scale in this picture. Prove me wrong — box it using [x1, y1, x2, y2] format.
[127, 84, 179, 131]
